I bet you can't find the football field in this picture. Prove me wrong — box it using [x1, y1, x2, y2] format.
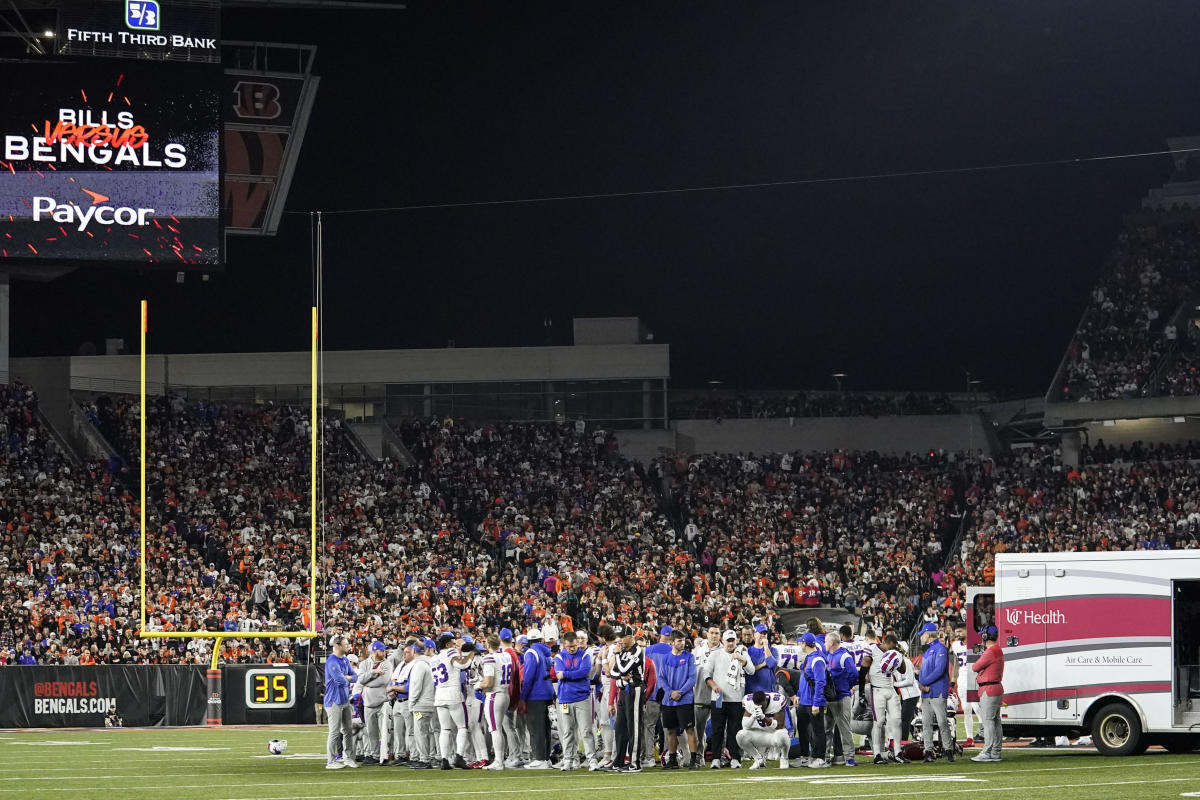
[1, 729, 1199, 800]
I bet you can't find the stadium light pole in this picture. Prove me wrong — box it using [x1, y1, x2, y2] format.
[832, 372, 847, 395]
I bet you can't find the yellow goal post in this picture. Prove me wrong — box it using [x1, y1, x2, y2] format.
[135, 301, 321, 680]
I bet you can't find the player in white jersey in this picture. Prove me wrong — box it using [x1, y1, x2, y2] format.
[477, 634, 511, 770]
[866, 634, 907, 765]
[950, 627, 977, 743]
[460, 637, 491, 767]
[594, 625, 618, 766]
[432, 633, 472, 769]
[736, 690, 791, 769]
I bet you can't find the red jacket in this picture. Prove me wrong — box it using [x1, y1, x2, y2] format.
[971, 644, 1004, 697]
[504, 647, 522, 702]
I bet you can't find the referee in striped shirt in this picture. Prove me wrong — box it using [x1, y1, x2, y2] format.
[606, 626, 645, 773]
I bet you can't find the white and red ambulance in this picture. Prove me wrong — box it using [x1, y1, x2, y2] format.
[964, 550, 1200, 756]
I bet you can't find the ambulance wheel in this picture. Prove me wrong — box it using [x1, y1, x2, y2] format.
[1091, 703, 1142, 757]
[1161, 734, 1200, 754]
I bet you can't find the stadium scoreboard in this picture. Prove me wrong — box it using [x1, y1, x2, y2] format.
[0, 59, 222, 267]
[0, 0, 223, 269]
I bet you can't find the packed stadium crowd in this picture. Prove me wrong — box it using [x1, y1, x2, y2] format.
[930, 444, 1200, 633]
[2, 383, 1198, 670]
[670, 391, 961, 420]
[1058, 221, 1200, 402]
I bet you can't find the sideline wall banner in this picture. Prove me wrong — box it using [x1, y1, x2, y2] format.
[0, 665, 208, 728]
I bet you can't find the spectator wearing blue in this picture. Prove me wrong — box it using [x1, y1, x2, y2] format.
[553, 631, 597, 771]
[822, 632, 857, 766]
[637, 625, 671, 765]
[520, 628, 555, 768]
[917, 623, 955, 763]
[796, 633, 829, 768]
[657, 630, 700, 770]
[636, 624, 672, 765]
[324, 634, 360, 770]
[746, 623, 780, 695]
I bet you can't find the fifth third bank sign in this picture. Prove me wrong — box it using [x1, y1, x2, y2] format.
[59, 0, 220, 64]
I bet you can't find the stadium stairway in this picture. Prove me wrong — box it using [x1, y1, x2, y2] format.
[10, 356, 85, 464]
[346, 419, 417, 465]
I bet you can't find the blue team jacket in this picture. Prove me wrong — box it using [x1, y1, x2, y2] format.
[919, 640, 951, 699]
[521, 642, 555, 701]
[553, 648, 593, 704]
[323, 654, 355, 706]
[797, 650, 828, 707]
[825, 646, 856, 699]
[656, 650, 697, 706]
[745, 644, 779, 694]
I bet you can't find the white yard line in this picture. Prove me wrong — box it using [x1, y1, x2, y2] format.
[2, 756, 1198, 793]
[207, 776, 1200, 800]
[757, 777, 1200, 800]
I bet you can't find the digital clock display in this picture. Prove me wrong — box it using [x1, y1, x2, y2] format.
[245, 668, 294, 709]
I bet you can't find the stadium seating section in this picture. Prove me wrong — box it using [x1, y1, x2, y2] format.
[4, 374, 1196, 665]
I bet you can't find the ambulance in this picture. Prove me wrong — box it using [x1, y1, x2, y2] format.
[963, 551, 1200, 756]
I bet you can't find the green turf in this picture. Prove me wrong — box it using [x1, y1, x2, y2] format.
[0, 728, 1197, 800]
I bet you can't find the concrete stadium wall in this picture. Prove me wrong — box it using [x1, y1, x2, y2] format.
[24, 344, 668, 395]
[670, 414, 993, 456]
[1045, 395, 1200, 426]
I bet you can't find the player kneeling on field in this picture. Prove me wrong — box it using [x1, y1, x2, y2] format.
[736, 691, 791, 770]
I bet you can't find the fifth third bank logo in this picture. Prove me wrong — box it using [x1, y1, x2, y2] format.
[1006, 608, 1067, 626]
[126, 0, 160, 30]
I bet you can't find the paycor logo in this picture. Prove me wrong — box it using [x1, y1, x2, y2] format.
[33, 194, 155, 232]
[1005, 608, 1067, 626]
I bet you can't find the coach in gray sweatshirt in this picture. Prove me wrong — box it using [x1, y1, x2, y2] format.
[357, 642, 393, 763]
[406, 649, 437, 768]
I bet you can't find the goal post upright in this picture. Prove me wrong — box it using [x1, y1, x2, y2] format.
[311, 304, 318, 633]
[140, 299, 147, 634]
[135, 300, 320, 725]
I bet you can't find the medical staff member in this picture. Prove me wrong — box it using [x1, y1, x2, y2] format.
[970, 626, 1004, 763]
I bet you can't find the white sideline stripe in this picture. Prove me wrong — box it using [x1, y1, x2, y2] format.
[0, 756, 241, 769]
[757, 777, 1200, 800]
[3, 757, 1198, 792]
[208, 777, 1200, 800]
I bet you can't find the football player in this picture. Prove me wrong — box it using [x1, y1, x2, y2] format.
[736, 690, 791, 770]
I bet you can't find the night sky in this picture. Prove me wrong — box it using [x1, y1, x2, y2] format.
[12, 0, 1200, 397]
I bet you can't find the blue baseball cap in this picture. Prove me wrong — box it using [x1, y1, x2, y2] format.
[754, 623, 769, 634]
[800, 632, 819, 646]
[370, 641, 387, 652]
[409, 640, 425, 652]
[919, 623, 939, 635]
[423, 638, 435, 650]
[983, 625, 999, 639]
[499, 628, 514, 641]
[462, 635, 474, 645]
[659, 625, 673, 637]
[516, 635, 529, 645]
